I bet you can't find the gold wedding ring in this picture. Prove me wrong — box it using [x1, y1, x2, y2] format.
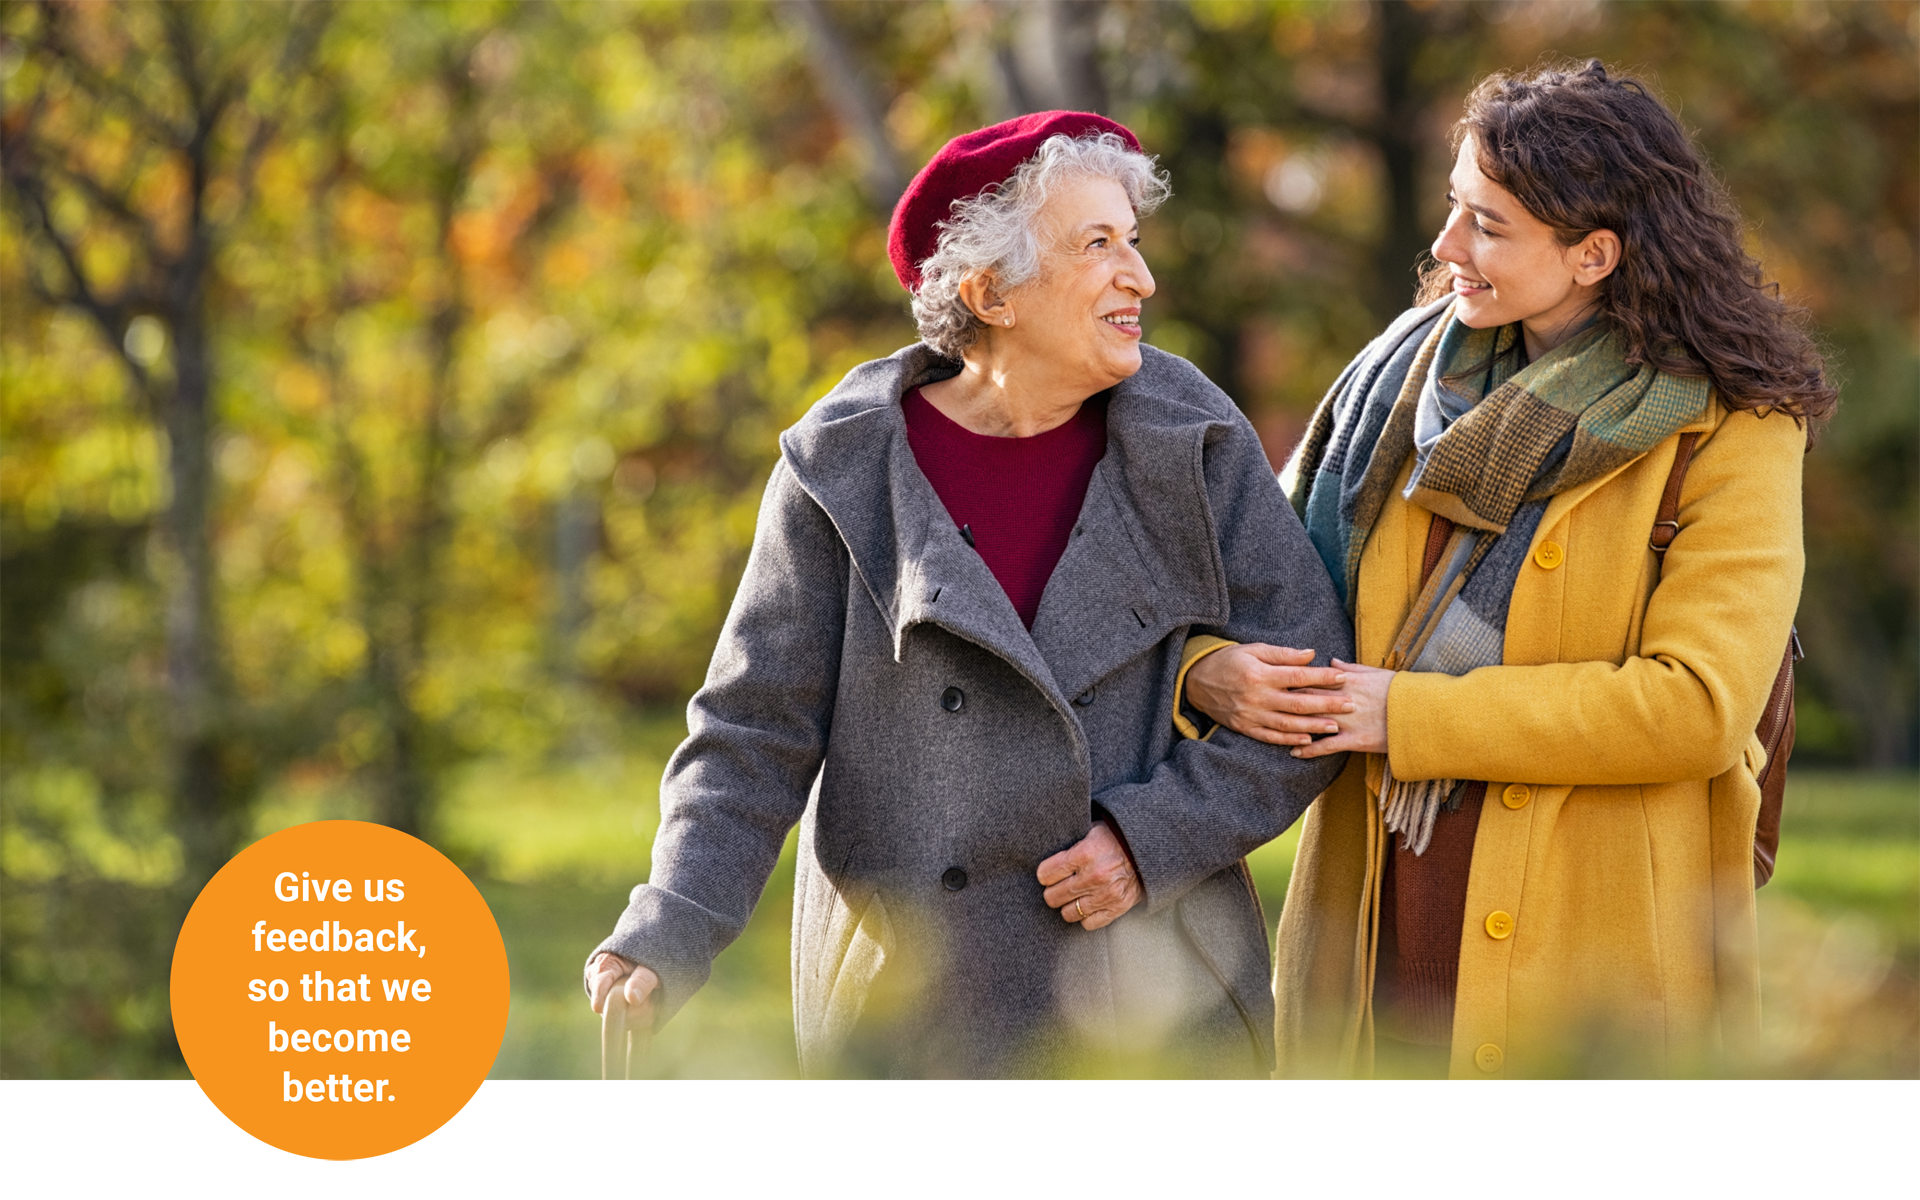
[1075, 898, 1086, 920]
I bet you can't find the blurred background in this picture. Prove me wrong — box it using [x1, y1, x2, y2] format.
[2, 0, 1914, 1079]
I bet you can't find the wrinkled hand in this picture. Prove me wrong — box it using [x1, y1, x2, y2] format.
[1037, 820, 1142, 931]
[587, 952, 660, 1026]
[1290, 659, 1392, 759]
[1186, 643, 1352, 746]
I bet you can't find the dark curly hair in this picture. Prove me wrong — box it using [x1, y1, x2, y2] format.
[1418, 59, 1837, 429]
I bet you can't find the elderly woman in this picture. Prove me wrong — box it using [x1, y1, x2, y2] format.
[583, 112, 1350, 1078]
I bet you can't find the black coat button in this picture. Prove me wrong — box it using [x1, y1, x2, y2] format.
[941, 867, 968, 891]
[941, 686, 964, 712]
[1073, 686, 1096, 707]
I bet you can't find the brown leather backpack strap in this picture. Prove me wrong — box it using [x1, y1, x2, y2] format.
[1648, 429, 1799, 888]
[1651, 431, 1702, 560]
[1750, 630, 1800, 888]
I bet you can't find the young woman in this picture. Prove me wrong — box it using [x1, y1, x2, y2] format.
[1179, 60, 1835, 1077]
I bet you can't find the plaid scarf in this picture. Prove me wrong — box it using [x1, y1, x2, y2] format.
[1285, 301, 1709, 852]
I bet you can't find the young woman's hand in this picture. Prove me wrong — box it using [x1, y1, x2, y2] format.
[1290, 659, 1392, 759]
[1185, 643, 1352, 746]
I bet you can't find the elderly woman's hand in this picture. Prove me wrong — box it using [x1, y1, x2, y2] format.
[1037, 820, 1141, 931]
[587, 952, 661, 1024]
[1186, 643, 1353, 745]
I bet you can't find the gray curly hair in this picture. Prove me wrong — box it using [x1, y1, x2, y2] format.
[911, 132, 1171, 358]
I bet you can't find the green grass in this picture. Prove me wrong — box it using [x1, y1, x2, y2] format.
[468, 721, 1920, 1067]
[1778, 771, 1920, 840]
[463, 715, 1314, 1078]
[465, 716, 1918, 1079]
[1768, 772, 1920, 940]
[220, 725, 1920, 1159]
[1246, 821, 1303, 948]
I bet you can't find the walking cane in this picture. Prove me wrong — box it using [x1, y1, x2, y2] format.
[595, 983, 648, 1159]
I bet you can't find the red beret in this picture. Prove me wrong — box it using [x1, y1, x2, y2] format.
[887, 110, 1141, 293]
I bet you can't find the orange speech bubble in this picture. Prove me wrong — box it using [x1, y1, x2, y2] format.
[170, 820, 509, 1159]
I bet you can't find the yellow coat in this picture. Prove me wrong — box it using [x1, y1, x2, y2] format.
[1272, 398, 1804, 1078]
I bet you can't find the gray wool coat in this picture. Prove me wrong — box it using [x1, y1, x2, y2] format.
[591, 342, 1352, 1078]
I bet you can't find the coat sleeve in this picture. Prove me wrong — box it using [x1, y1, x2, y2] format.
[1092, 416, 1354, 915]
[588, 459, 847, 1023]
[1385, 408, 1805, 785]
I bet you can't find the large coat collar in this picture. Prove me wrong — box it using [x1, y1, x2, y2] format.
[779, 343, 1234, 712]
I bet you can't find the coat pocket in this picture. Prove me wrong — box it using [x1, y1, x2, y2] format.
[796, 886, 894, 1076]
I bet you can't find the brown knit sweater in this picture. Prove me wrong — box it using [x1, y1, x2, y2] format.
[1374, 513, 1483, 1048]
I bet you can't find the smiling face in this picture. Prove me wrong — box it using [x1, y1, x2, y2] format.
[1432, 136, 1619, 355]
[1000, 175, 1155, 396]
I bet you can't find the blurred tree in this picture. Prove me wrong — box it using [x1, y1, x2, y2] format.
[1, 0, 326, 883]
[784, 0, 907, 208]
[0, 0, 1912, 1078]
[282, 4, 583, 838]
[219, 0, 926, 839]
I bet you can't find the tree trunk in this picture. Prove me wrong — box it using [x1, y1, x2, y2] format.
[367, 63, 482, 839]
[161, 272, 233, 885]
[1371, 0, 1435, 321]
[1010, 1, 1108, 115]
[784, 0, 906, 210]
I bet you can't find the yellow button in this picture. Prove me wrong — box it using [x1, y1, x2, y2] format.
[1502, 783, 1532, 810]
[1533, 541, 1564, 569]
[1475, 1043, 1504, 1073]
[1485, 910, 1515, 939]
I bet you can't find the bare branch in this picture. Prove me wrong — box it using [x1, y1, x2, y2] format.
[228, 1, 334, 221]
[12, 214, 158, 403]
[34, 152, 169, 266]
[6, 167, 126, 323]
[1000, 1, 1108, 114]
[2, 146, 160, 402]
[990, 42, 1035, 118]
[158, 1, 207, 125]
[30, 0, 193, 149]
[781, 0, 906, 211]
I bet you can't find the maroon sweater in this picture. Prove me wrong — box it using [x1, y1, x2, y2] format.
[902, 387, 1108, 628]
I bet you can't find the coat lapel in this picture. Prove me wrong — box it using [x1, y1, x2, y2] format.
[1030, 377, 1231, 700]
[890, 489, 1066, 702]
[781, 343, 1233, 715]
[780, 344, 1067, 711]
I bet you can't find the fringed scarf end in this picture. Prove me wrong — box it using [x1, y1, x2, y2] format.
[1378, 762, 1454, 856]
